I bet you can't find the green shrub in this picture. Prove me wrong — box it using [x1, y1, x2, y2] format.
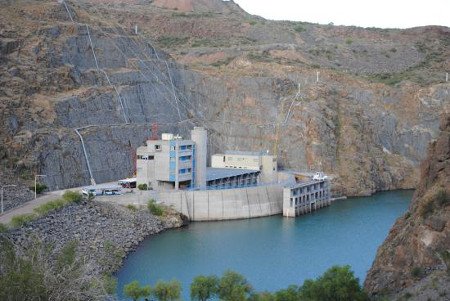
[218, 270, 252, 301]
[30, 183, 47, 194]
[138, 184, 148, 191]
[346, 38, 353, 45]
[34, 198, 66, 215]
[33, 191, 82, 216]
[153, 279, 181, 301]
[191, 275, 219, 301]
[157, 36, 189, 48]
[124, 280, 151, 301]
[0, 223, 8, 233]
[294, 24, 305, 32]
[148, 199, 164, 216]
[62, 190, 83, 203]
[126, 204, 138, 211]
[390, 47, 397, 53]
[411, 267, 424, 279]
[10, 213, 37, 228]
[298, 265, 368, 301]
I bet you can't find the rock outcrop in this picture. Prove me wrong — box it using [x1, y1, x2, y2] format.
[4, 200, 187, 275]
[0, 0, 449, 200]
[364, 114, 450, 300]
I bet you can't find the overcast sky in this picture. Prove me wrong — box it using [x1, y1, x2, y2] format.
[233, 0, 450, 29]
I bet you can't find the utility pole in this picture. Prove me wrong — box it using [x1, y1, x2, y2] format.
[1, 185, 16, 214]
[34, 174, 47, 199]
[316, 71, 320, 83]
[135, 25, 138, 35]
[446, 72, 448, 82]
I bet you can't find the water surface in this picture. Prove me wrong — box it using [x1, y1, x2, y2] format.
[116, 190, 413, 300]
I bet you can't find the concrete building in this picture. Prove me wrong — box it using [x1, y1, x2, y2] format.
[136, 128, 262, 191]
[211, 151, 277, 183]
[282, 180, 331, 217]
[136, 133, 195, 190]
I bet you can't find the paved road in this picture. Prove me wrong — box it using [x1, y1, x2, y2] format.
[0, 189, 72, 224]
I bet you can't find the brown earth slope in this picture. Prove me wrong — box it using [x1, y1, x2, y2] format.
[365, 114, 450, 300]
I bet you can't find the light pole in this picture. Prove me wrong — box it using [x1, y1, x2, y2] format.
[34, 174, 47, 199]
[1, 185, 17, 214]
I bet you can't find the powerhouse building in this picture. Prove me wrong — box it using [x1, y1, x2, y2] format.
[136, 127, 270, 190]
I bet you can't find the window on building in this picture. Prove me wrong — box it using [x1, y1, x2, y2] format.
[148, 156, 154, 160]
[170, 146, 176, 151]
[155, 145, 161, 151]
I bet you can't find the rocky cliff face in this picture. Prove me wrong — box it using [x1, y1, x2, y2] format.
[0, 0, 449, 198]
[365, 114, 450, 300]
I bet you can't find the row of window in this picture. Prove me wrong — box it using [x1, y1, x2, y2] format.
[137, 155, 154, 160]
[179, 168, 192, 174]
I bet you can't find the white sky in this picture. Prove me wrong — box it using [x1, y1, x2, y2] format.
[233, 0, 450, 29]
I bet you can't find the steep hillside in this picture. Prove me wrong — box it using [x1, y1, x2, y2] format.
[0, 0, 449, 200]
[365, 114, 450, 300]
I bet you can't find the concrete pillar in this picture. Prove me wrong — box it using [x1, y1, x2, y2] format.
[191, 127, 207, 189]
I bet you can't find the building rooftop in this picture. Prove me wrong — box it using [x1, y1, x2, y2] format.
[206, 167, 259, 181]
[222, 150, 270, 156]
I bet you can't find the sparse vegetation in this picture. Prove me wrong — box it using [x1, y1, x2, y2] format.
[419, 199, 434, 218]
[157, 36, 189, 48]
[148, 199, 164, 216]
[247, 52, 273, 63]
[126, 204, 138, 211]
[0, 223, 8, 233]
[346, 38, 353, 45]
[0, 237, 114, 300]
[411, 266, 424, 279]
[10, 213, 37, 228]
[441, 250, 450, 275]
[33, 191, 82, 216]
[433, 188, 448, 206]
[211, 57, 234, 67]
[294, 24, 306, 32]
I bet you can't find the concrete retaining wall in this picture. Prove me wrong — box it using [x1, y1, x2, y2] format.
[157, 184, 283, 221]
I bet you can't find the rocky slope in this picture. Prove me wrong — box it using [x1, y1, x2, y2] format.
[364, 114, 450, 300]
[3, 200, 187, 276]
[0, 0, 449, 199]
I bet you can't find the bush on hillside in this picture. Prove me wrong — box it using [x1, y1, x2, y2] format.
[138, 184, 148, 191]
[148, 199, 164, 216]
[30, 183, 47, 195]
[10, 213, 37, 228]
[298, 265, 368, 301]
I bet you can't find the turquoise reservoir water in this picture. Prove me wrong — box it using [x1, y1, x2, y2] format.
[116, 190, 413, 300]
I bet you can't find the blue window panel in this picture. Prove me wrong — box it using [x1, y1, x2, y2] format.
[169, 174, 175, 181]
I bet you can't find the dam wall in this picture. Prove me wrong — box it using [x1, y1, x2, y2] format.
[157, 184, 284, 221]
